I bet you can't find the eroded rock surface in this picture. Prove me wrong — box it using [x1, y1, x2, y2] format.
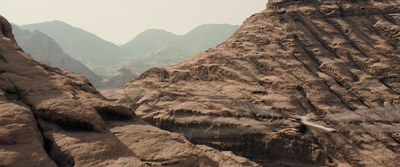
[0, 15, 259, 167]
[109, 0, 400, 166]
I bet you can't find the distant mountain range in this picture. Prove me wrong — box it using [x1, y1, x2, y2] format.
[20, 21, 239, 75]
[121, 24, 239, 73]
[20, 21, 129, 72]
[12, 24, 102, 83]
[12, 24, 135, 89]
[14, 21, 239, 88]
[121, 24, 239, 57]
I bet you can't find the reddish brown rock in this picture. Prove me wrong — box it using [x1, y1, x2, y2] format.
[108, 0, 400, 166]
[0, 90, 57, 167]
[0, 15, 259, 167]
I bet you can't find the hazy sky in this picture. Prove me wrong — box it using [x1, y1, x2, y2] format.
[0, 0, 267, 44]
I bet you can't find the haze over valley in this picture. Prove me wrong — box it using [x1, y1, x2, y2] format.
[3, 0, 263, 89]
[13, 21, 239, 89]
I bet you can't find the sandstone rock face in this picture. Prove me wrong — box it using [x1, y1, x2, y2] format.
[110, 0, 400, 166]
[12, 26, 103, 84]
[0, 15, 258, 167]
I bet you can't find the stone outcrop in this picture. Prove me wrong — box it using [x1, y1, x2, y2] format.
[0, 15, 258, 167]
[108, 0, 400, 166]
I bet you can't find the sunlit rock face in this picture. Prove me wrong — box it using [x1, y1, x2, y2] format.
[109, 0, 400, 166]
[0, 15, 259, 167]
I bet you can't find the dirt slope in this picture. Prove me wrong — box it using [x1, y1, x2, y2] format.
[109, 0, 400, 166]
[0, 15, 258, 167]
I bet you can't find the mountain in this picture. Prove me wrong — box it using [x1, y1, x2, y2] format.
[107, 0, 400, 166]
[11, 25, 102, 83]
[0, 15, 258, 167]
[121, 24, 239, 56]
[183, 24, 240, 53]
[121, 24, 239, 74]
[21, 21, 129, 72]
[121, 29, 182, 57]
[129, 46, 194, 70]
[20, 21, 239, 80]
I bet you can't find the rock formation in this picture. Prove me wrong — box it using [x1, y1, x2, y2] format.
[94, 66, 137, 90]
[108, 0, 400, 166]
[12, 25, 102, 83]
[0, 15, 258, 167]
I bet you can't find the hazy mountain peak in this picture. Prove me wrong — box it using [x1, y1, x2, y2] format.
[141, 28, 176, 35]
[20, 20, 129, 70]
[184, 23, 239, 35]
[22, 20, 73, 29]
[121, 24, 239, 57]
[12, 24, 103, 82]
[47, 20, 72, 26]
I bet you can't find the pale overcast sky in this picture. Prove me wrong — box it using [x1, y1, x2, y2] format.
[0, 0, 267, 44]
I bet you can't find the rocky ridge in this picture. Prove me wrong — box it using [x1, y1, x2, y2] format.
[108, 0, 400, 166]
[11, 25, 102, 83]
[0, 15, 259, 167]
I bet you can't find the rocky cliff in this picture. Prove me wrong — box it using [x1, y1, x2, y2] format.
[0, 15, 258, 167]
[108, 0, 400, 166]
[12, 26, 102, 83]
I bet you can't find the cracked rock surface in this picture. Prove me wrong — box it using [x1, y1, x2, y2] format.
[0, 15, 259, 167]
[106, 0, 400, 166]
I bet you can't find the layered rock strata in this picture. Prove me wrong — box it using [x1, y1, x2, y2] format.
[109, 0, 400, 166]
[0, 15, 258, 167]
